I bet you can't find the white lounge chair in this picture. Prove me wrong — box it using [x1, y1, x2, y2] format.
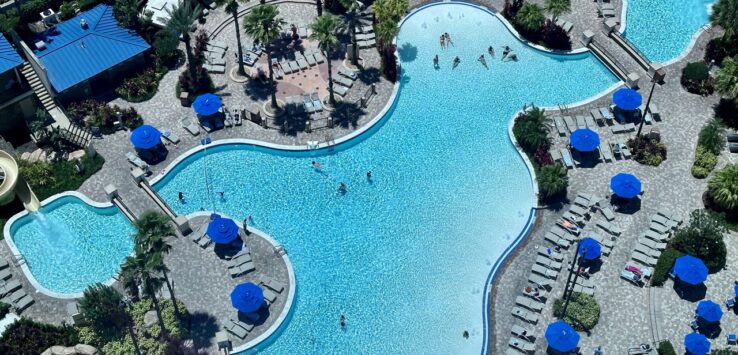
[590, 108, 604, 125]
[601, 207, 616, 221]
[634, 243, 660, 258]
[126, 152, 148, 171]
[180, 118, 200, 136]
[553, 116, 566, 136]
[560, 148, 574, 169]
[631, 251, 657, 266]
[509, 337, 536, 352]
[639, 237, 666, 250]
[563, 116, 576, 133]
[338, 67, 358, 80]
[295, 54, 309, 70]
[535, 255, 562, 270]
[537, 246, 564, 261]
[222, 318, 248, 339]
[162, 129, 180, 144]
[511, 306, 539, 324]
[576, 115, 587, 129]
[333, 75, 354, 88]
[531, 264, 558, 279]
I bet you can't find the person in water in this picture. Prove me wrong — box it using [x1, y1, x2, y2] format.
[444, 32, 453, 45]
[502, 45, 511, 60]
[463, 330, 469, 339]
[178, 192, 184, 201]
[433, 54, 439, 68]
[338, 182, 347, 193]
[452, 56, 461, 69]
[503, 52, 518, 62]
[312, 160, 322, 169]
[478, 54, 487, 69]
[439, 35, 445, 50]
[488, 46, 494, 57]
[366, 170, 372, 180]
[340, 314, 346, 328]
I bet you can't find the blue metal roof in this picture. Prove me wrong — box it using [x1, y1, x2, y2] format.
[31, 5, 150, 92]
[0, 35, 23, 75]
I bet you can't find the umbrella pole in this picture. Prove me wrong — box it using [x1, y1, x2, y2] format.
[636, 79, 658, 138]
[561, 241, 583, 317]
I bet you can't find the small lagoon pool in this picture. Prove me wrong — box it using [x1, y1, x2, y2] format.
[6, 194, 134, 295]
[623, 0, 715, 63]
[154, 3, 619, 353]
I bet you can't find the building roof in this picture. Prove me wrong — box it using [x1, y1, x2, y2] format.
[31, 4, 150, 93]
[0, 35, 23, 75]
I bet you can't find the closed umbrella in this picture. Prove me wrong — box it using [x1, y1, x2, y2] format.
[192, 93, 222, 116]
[129, 125, 161, 150]
[569, 129, 600, 152]
[610, 173, 642, 199]
[545, 320, 580, 352]
[230, 282, 264, 313]
[696, 300, 723, 323]
[684, 333, 710, 355]
[673, 255, 708, 285]
[612, 88, 642, 110]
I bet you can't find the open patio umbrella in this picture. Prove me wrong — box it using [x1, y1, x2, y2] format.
[673, 255, 708, 285]
[192, 93, 222, 116]
[734, 284, 738, 298]
[569, 129, 600, 152]
[577, 237, 602, 261]
[230, 282, 264, 313]
[545, 320, 580, 352]
[207, 217, 239, 244]
[612, 88, 642, 110]
[684, 333, 710, 355]
[129, 125, 161, 150]
[696, 300, 723, 323]
[610, 173, 642, 199]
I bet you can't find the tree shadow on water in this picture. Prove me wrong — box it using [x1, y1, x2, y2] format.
[397, 42, 418, 62]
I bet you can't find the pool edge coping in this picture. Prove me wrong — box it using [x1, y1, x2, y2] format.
[619, 0, 714, 66]
[184, 211, 296, 354]
[2, 191, 125, 299]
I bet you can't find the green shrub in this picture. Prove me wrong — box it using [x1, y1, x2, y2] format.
[657, 340, 676, 355]
[0, 9, 20, 33]
[698, 118, 726, 155]
[705, 37, 738, 66]
[691, 146, 718, 178]
[0, 318, 79, 354]
[513, 106, 550, 153]
[537, 164, 568, 200]
[0, 302, 10, 318]
[17, 160, 55, 187]
[552, 292, 600, 331]
[116, 67, 163, 103]
[20, 154, 105, 201]
[708, 164, 738, 211]
[681, 61, 715, 95]
[58, 2, 76, 21]
[651, 248, 684, 286]
[77, 0, 104, 11]
[66, 100, 143, 133]
[628, 135, 667, 166]
[154, 30, 180, 63]
[76, 326, 103, 347]
[102, 334, 168, 355]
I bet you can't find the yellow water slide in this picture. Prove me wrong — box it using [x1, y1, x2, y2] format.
[0, 150, 40, 212]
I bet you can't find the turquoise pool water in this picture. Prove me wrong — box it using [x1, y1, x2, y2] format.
[154, 4, 618, 353]
[623, 0, 714, 63]
[8, 195, 134, 294]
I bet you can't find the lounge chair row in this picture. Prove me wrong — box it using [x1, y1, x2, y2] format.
[621, 262, 653, 287]
[0, 273, 34, 313]
[629, 211, 680, 267]
[555, 18, 573, 33]
[285, 92, 323, 115]
[278, 49, 325, 75]
[553, 115, 598, 136]
[600, 2, 616, 17]
[222, 317, 254, 339]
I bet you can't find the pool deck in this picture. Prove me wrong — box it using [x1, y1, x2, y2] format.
[486, 6, 738, 355]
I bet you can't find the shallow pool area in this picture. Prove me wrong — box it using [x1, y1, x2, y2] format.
[152, 3, 618, 353]
[623, 0, 714, 63]
[5, 194, 134, 295]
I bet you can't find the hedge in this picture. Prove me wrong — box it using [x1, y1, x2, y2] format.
[0, 318, 79, 354]
[651, 248, 684, 286]
[553, 292, 600, 331]
[691, 146, 718, 178]
[19, 154, 105, 201]
[657, 340, 676, 355]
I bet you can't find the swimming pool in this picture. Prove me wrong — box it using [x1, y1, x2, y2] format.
[622, 0, 714, 63]
[154, 3, 619, 353]
[4, 193, 134, 296]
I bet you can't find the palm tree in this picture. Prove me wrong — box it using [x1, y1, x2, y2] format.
[375, 20, 398, 79]
[315, 0, 322, 16]
[544, 0, 570, 23]
[120, 246, 168, 334]
[716, 56, 738, 101]
[79, 283, 142, 355]
[164, 0, 203, 77]
[133, 211, 180, 318]
[243, 5, 286, 110]
[339, 0, 361, 67]
[516, 3, 545, 32]
[310, 15, 344, 106]
[374, 0, 408, 22]
[711, 0, 738, 40]
[221, 0, 246, 76]
[537, 164, 568, 199]
[708, 164, 738, 210]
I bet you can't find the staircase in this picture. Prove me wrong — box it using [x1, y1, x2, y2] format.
[21, 62, 56, 112]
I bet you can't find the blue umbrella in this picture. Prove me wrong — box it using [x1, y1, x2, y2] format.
[610, 173, 642, 199]
[696, 300, 723, 323]
[734, 284, 738, 298]
[569, 129, 600, 152]
[230, 282, 264, 313]
[578, 237, 602, 261]
[129, 125, 161, 150]
[684, 333, 710, 355]
[612, 88, 642, 110]
[192, 93, 222, 116]
[207, 217, 239, 244]
[673, 255, 708, 285]
[545, 320, 580, 352]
